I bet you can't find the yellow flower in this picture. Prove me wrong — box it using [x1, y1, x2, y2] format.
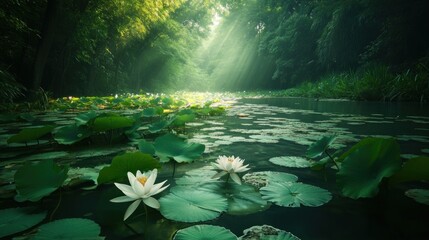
[110, 169, 168, 220]
[212, 155, 250, 185]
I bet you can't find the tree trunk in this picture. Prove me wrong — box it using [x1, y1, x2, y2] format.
[31, 0, 60, 94]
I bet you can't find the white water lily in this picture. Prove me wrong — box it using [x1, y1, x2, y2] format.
[212, 155, 250, 185]
[110, 169, 169, 221]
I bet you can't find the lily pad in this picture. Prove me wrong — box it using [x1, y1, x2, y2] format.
[31, 218, 104, 239]
[75, 111, 98, 126]
[154, 133, 205, 163]
[97, 151, 161, 184]
[14, 159, 68, 202]
[92, 115, 134, 132]
[174, 225, 237, 240]
[269, 156, 312, 168]
[240, 225, 300, 240]
[306, 135, 337, 158]
[405, 189, 429, 205]
[138, 139, 156, 155]
[260, 182, 332, 207]
[148, 119, 172, 133]
[7, 125, 55, 144]
[390, 156, 429, 184]
[159, 187, 228, 222]
[243, 171, 298, 189]
[336, 138, 401, 199]
[16, 151, 69, 162]
[222, 182, 269, 215]
[53, 124, 92, 145]
[0, 207, 47, 238]
[141, 107, 164, 117]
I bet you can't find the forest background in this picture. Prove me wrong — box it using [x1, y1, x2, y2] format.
[1, 0, 429, 102]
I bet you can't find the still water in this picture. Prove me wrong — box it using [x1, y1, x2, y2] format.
[1, 97, 428, 239]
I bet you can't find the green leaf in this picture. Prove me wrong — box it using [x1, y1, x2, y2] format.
[14, 159, 68, 202]
[174, 225, 237, 240]
[7, 125, 55, 144]
[141, 107, 164, 117]
[269, 156, 312, 168]
[243, 171, 298, 189]
[260, 182, 332, 207]
[148, 119, 172, 133]
[97, 151, 161, 184]
[159, 186, 228, 222]
[31, 218, 104, 239]
[241, 225, 300, 240]
[261, 231, 301, 240]
[92, 115, 134, 132]
[0, 207, 47, 238]
[19, 113, 36, 122]
[53, 124, 92, 145]
[336, 138, 401, 199]
[405, 189, 429, 205]
[222, 182, 269, 215]
[306, 135, 337, 158]
[138, 139, 156, 155]
[154, 133, 205, 163]
[389, 156, 429, 184]
[74, 111, 98, 126]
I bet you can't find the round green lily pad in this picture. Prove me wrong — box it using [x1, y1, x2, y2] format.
[174, 225, 237, 240]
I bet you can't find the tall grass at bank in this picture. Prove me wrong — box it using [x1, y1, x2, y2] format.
[283, 64, 429, 102]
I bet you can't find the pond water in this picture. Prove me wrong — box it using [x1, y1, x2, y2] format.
[1, 97, 428, 239]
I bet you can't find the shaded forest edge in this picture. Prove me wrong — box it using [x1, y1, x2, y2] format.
[1, 0, 429, 104]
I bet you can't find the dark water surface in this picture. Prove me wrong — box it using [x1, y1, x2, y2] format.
[1, 98, 428, 239]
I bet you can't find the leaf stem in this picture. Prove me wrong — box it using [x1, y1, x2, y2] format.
[49, 188, 62, 221]
[325, 150, 340, 170]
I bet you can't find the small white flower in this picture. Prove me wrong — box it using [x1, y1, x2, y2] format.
[212, 155, 250, 185]
[110, 169, 169, 221]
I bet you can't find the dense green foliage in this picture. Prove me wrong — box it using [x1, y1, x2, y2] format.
[1, 0, 429, 101]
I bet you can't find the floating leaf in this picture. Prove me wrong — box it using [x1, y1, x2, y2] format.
[16, 151, 69, 162]
[174, 225, 237, 240]
[390, 156, 429, 184]
[154, 133, 205, 163]
[240, 225, 300, 240]
[19, 113, 36, 122]
[7, 125, 54, 144]
[269, 156, 312, 168]
[97, 151, 161, 184]
[405, 189, 429, 205]
[31, 218, 104, 239]
[159, 187, 227, 222]
[306, 135, 337, 158]
[0, 207, 46, 238]
[243, 171, 298, 189]
[222, 182, 269, 215]
[336, 138, 401, 199]
[92, 115, 134, 132]
[141, 107, 164, 117]
[138, 139, 156, 155]
[260, 182, 332, 207]
[14, 159, 68, 202]
[75, 111, 98, 126]
[53, 124, 92, 145]
[148, 119, 172, 133]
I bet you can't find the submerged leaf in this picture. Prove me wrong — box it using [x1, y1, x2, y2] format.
[0, 207, 46, 238]
[336, 138, 401, 199]
[174, 225, 237, 240]
[14, 159, 68, 202]
[260, 182, 332, 207]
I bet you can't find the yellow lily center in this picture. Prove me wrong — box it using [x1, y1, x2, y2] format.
[137, 176, 148, 186]
[227, 157, 234, 162]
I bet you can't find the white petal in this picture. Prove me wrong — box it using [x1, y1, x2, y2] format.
[230, 172, 242, 185]
[114, 183, 139, 199]
[110, 196, 135, 203]
[145, 169, 157, 189]
[124, 200, 141, 221]
[212, 171, 227, 179]
[131, 178, 146, 197]
[127, 172, 136, 185]
[147, 180, 168, 196]
[136, 170, 143, 177]
[143, 197, 160, 209]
